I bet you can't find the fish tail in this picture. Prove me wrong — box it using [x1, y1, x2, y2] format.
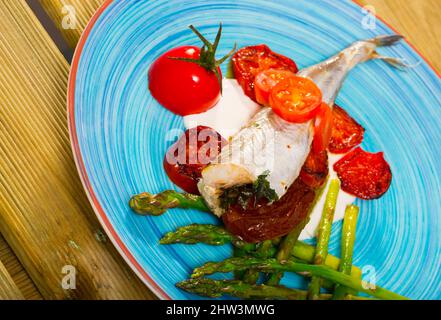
[372, 53, 421, 69]
[366, 35, 417, 69]
[369, 34, 404, 47]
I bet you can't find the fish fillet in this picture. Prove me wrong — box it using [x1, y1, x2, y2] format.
[199, 35, 404, 216]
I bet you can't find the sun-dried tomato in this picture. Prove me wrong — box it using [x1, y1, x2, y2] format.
[329, 105, 365, 154]
[300, 149, 329, 189]
[334, 147, 392, 200]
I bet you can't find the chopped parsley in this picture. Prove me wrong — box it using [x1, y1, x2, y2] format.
[219, 171, 279, 210]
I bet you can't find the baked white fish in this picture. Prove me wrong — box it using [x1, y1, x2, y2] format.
[199, 35, 404, 216]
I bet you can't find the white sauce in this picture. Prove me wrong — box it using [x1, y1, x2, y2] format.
[184, 79, 261, 140]
[184, 78, 355, 240]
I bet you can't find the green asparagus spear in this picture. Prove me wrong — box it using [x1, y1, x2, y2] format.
[277, 214, 310, 261]
[242, 268, 260, 284]
[308, 179, 340, 299]
[159, 224, 362, 280]
[241, 240, 276, 284]
[333, 205, 359, 300]
[129, 191, 210, 216]
[266, 212, 313, 285]
[241, 243, 261, 284]
[191, 257, 407, 300]
[292, 241, 362, 278]
[236, 240, 276, 284]
[177, 278, 310, 300]
[177, 278, 373, 300]
[160, 224, 232, 245]
[233, 246, 248, 280]
[160, 224, 256, 251]
[256, 240, 276, 258]
[267, 177, 329, 286]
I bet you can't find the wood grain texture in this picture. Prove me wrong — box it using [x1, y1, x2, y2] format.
[358, 0, 441, 72]
[0, 234, 42, 300]
[39, 0, 104, 48]
[0, 260, 24, 300]
[0, 0, 155, 300]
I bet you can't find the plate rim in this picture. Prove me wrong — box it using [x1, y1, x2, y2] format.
[67, 0, 171, 300]
[67, 0, 441, 300]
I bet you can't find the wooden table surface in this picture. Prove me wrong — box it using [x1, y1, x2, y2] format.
[0, 0, 439, 300]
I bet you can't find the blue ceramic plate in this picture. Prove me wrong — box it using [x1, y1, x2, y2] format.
[68, 0, 441, 300]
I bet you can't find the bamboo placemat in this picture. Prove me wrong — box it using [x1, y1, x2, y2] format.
[0, 234, 41, 299]
[0, 0, 155, 300]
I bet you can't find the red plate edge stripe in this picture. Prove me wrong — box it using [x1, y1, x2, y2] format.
[67, 0, 441, 301]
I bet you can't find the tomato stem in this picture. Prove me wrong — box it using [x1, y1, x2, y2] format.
[170, 23, 237, 92]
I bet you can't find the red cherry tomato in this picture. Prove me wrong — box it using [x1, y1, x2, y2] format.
[313, 103, 334, 153]
[329, 105, 365, 154]
[164, 126, 226, 194]
[149, 46, 221, 116]
[333, 147, 392, 200]
[232, 45, 298, 102]
[254, 69, 297, 106]
[269, 76, 322, 123]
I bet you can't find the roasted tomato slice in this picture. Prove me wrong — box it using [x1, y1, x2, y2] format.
[269, 76, 322, 123]
[254, 69, 296, 106]
[333, 147, 392, 200]
[232, 45, 298, 102]
[222, 178, 315, 243]
[313, 103, 334, 153]
[164, 126, 226, 194]
[300, 149, 329, 189]
[329, 105, 365, 154]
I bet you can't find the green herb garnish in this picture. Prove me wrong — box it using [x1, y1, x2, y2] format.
[219, 171, 279, 210]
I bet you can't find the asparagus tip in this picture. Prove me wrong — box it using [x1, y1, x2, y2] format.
[129, 192, 177, 216]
